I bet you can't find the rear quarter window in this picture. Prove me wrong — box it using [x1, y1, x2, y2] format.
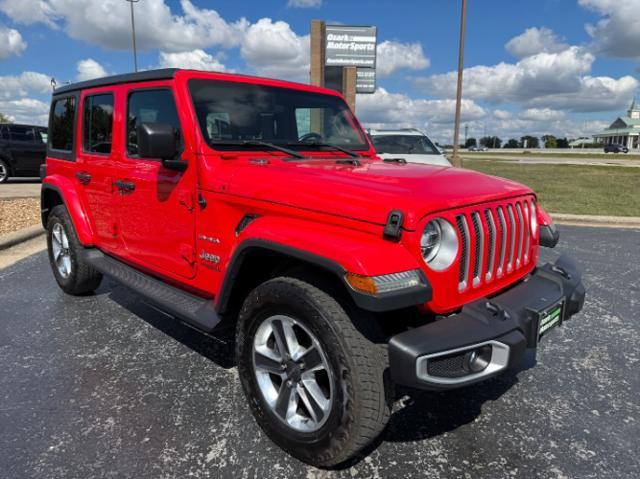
[49, 96, 77, 159]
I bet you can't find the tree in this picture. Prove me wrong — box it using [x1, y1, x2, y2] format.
[520, 135, 539, 148]
[480, 136, 502, 148]
[556, 137, 569, 148]
[464, 137, 477, 148]
[0, 112, 12, 123]
[542, 135, 557, 148]
[504, 138, 519, 148]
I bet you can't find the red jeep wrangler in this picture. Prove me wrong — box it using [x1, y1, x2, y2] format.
[41, 69, 585, 467]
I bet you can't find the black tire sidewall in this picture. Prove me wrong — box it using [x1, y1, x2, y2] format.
[237, 281, 358, 465]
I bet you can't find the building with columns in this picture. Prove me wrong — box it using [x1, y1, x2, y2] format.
[593, 99, 640, 149]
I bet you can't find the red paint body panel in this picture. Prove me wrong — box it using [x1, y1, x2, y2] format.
[45, 69, 542, 314]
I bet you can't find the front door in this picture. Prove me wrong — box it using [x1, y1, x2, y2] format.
[115, 85, 196, 280]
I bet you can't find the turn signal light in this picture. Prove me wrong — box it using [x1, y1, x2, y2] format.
[345, 270, 422, 296]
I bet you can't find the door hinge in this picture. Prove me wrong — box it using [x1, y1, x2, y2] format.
[178, 191, 194, 213]
[179, 243, 196, 265]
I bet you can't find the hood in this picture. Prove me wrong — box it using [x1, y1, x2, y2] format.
[228, 157, 533, 230]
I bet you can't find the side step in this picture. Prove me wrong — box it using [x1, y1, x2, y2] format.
[85, 249, 220, 332]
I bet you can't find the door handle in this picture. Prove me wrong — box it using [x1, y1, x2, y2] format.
[114, 179, 135, 193]
[75, 171, 91, 185]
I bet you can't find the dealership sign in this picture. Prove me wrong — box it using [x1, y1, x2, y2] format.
[325, 25, 377, 93]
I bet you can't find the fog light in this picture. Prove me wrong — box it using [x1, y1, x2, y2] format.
[464, 345, 492, 373]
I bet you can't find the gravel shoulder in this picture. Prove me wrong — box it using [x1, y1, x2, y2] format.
[0, 198, 41, 236]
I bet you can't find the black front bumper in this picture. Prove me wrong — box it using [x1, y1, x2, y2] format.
[388, 254, 586, 390]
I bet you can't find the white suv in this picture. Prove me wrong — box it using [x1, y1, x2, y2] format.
[368, 128, 451, 167]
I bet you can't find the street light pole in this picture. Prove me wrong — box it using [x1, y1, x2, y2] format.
[451, 0, 468, 167]
[125, 0, 140, 72]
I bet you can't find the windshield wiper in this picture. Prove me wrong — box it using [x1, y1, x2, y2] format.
[288, 141, 360, 158]
[212, 140, 305, 159]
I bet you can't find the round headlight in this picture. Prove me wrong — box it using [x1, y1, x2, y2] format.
[421, 218, 458, 271]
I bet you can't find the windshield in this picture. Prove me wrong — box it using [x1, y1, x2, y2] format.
[189, 79, 369, 151]
[371, 134, 440, 155]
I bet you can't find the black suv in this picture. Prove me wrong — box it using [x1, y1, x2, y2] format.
[0, 123, 48, 183]
[603, 143, 629, 153]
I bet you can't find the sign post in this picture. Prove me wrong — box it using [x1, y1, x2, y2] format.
[310, 21, 377, 112]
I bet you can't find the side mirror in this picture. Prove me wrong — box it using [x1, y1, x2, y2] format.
[136, 123, 188, 171]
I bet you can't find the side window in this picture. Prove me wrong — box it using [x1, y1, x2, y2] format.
[9, 125, 35, 142]
[50, 97, 76, 151]
[127, 89, 180, 156]
[83, 93, 114, 154]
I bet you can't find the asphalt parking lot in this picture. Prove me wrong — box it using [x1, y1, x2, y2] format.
[1, 225, 639, 478]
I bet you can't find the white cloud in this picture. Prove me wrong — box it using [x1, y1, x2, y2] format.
[580, 0, 640, 59]
[0, 24, 27, 59]
[520, 108, 566, 121]
[493, 110, 512, 120]
[357, 88, 486, 132]
[0, 0, 56, 27]
[376, 41, 430, 78]
[505, 27, 569, 58]
[415, 45, 637, 113]
[159, 49, 228, 71]
[287, 0, 322, 7]
[419, 47, 594, 101]
[0, 98, 49, 125]
[76, 58, 107, 81]
[0, 71, 52, 99]
[0, 0, 249, 52]
[240, 18, 310, 81]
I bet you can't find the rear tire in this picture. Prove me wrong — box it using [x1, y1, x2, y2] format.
[0, 159, 9, 183]
[46, 205, 103, 295]
[236, 276, 391, 468]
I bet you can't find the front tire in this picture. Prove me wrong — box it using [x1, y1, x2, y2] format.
[236, 277, 391, 467]
[46, 205, 103, 295]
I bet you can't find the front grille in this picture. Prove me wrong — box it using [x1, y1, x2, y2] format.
[456, 198, 535, 292]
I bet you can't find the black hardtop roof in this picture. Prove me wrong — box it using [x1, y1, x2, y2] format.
[1, 122, 47, 129]
[53, 68, 179, 95]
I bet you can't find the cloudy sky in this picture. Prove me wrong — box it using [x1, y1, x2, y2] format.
[0, 0, 638, 143]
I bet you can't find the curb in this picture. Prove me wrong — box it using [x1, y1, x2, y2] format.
[0, 225, 45, 251]
[551, 213, 640, 229]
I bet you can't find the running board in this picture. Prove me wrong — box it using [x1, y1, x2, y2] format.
[84, 249, 220, 332]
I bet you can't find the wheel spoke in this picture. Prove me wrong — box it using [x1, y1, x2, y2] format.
[254, 350, 284, 375]
[296, 384, 320, 423]
[299, 380, 329, 423]
[62, 256, 71, 276]
[61, 230, 69, 249]
[270, 319, 290, 360]
[274, 380, 295, 419]
[53, 226, 62, 245]
[299, 345, 324, 372]
[281, 320, 303, 360]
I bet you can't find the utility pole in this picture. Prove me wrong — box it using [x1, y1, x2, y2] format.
[451, 0, 468, 167]
[125, 0, 140, 72]
[464, 123, 468, 146]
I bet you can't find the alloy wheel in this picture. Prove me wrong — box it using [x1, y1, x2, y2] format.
[51, 223, 72, 278]
[252, 315, 333, 432]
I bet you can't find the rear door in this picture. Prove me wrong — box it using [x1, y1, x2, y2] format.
[115, 84, 197, 279]
[75, 89, 120, 251]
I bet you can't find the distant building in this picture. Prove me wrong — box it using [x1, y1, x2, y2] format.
[568, 137, 591, 148]
[592, 99, 640, 149]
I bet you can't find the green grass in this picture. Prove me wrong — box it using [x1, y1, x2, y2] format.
[463, 160, 640, 216]
[461, 151, 640, 161]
